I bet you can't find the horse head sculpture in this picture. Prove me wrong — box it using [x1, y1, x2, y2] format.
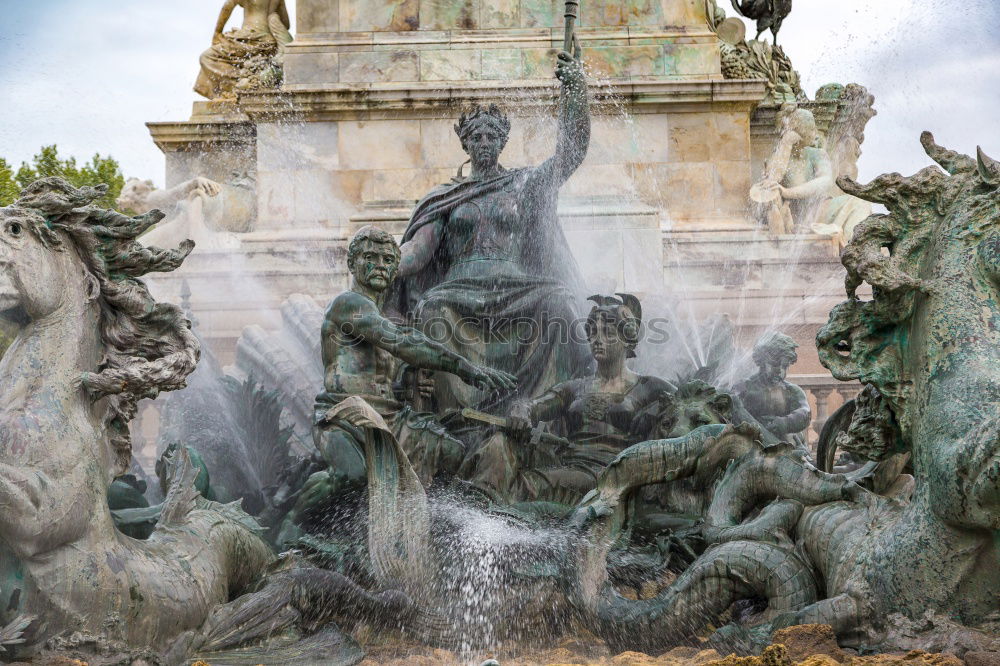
[816, 133, 1000, 628]
[0, 178, 271, 657]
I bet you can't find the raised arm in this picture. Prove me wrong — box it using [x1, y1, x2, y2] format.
[331, 295, 515, 391]
[538, 51, 591, 185]
[398, 219, 442, 278]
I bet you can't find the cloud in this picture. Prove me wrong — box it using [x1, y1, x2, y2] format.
[0, 0, 996, 187]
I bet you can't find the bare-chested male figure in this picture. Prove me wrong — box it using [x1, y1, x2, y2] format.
[277, 226, 516, 545]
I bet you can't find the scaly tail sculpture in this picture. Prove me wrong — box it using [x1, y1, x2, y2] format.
[0, 178, 273, 656]
[569, 424, 860, 653]
[571, 134, 1000, 654]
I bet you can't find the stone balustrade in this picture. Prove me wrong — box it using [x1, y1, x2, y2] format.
[790, 373, 862, 446]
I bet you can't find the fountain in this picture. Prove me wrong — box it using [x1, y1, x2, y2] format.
[0, 0, 997, 664]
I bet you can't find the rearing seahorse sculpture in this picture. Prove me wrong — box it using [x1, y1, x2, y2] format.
[0, 178, 273, 656]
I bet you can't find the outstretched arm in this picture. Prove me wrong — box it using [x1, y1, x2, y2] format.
[331, 295, 516, 391]
[538, 51, 591, 185]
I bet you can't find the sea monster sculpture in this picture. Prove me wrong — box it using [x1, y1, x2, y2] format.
[0, 178, 274, 656]
[303, 134, 1000, 655]
[568, 133, 1000, 654]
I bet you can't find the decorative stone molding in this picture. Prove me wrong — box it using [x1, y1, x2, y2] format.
[236, 78, 767, 123]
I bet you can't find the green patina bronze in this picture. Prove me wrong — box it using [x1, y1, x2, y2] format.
[462, 294, 674, 505]
[276, 225, 516, 547]
[734, 333, 811, 446]
[392, 50, 592, 414]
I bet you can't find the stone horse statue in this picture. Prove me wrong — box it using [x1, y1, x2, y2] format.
[0, 178, 273, 657]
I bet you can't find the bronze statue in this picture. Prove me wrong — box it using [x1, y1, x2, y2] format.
[730, 0, 792, 43]
[461, 295, 673, 503]
[392, 50, 592, 413]
[277, 226, 516, 543]
[734, 333, 811, 444]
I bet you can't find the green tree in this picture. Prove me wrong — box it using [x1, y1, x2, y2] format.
[0, 159, 18, 206]
[5, 145, 127, 210]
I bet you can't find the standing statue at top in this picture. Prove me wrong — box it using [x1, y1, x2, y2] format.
[391, 50, 592, 412]
[730, 0, 792, 43]
[195, 0, 293, 100]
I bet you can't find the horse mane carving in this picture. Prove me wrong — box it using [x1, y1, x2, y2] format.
[6, 177, 199, 473]
[817, 132, 1000, 430]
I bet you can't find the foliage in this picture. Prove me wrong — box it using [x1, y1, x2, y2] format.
[0, 146, 126, 209]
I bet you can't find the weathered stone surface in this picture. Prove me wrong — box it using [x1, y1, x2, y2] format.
[964, 652, 1000, 666]
[297, 0, 339, 33]
[704, 645, 792, 666]
[481, 0, 520, 28]
[371, 167, 455, 202]
[283, 52, 341, 86]
[418, 118, 469, 169]
[258, 122, 340, 172]
[340, 50, 419, 83]
[420, 49, 482, 81]
[668, 114, 713, 162]
[339, 120, 423, 170]
[420, 0, 480, 30]
[481, 48, 524, 79]
[341, 0, 419, 32]
[772, 625, 847, 664]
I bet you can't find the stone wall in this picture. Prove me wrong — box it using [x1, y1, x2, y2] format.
[288, 0, 719, 86]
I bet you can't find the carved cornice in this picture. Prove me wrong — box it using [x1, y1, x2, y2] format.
[750, 100, 840, 138]
[287, 25, 719, 52]
[236, 78, 767, 123]
[146, 100, 255, 152]
[148, 79, 768, 151]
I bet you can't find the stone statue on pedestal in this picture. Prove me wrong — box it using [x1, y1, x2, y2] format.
[750, 105, 834, 234]
[117, 176, 250, 249]
[392, 51, 593, 414]
[194, 0, 293, 100]
[810, 84, 878, 246]
[734, 332, 811, 445]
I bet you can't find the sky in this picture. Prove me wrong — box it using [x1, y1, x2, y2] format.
[0, 0, 997, 186]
